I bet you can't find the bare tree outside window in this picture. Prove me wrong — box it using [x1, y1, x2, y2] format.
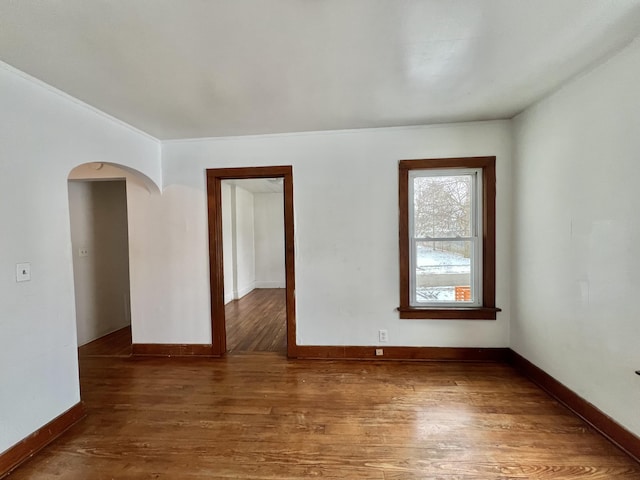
[413, 175, 472, 257]
[411, 173, 475, 304]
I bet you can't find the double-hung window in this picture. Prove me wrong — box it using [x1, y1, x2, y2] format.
[398, 157, 499, 320]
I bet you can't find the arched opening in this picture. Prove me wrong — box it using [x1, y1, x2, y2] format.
[67, 162, 158, 358]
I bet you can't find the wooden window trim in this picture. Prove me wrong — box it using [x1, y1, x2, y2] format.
[398, 156, 499, 320]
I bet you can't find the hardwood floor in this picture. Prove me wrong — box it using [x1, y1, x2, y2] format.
[7, 353, 640, 479]
[225, 288, 286, 353]
[78, 326, 132, 357]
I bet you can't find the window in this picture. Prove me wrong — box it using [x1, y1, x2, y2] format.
[398, 157, 499, 320]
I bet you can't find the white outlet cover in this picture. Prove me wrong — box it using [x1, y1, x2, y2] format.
[16, 263, 31, 282]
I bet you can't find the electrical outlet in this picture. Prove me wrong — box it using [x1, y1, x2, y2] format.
[375, 348, 384, 356]
[16, 263, 31, 282]
[378, 329, 388, 342]
[79, 248, 89, 257]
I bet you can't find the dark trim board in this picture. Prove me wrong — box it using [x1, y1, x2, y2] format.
[131, 344, 509, 362]
[509, 350, 640, 464]
[0, 402, 85, 479]
[132, 343, 218, 357]
[206, 166, 297, 357]
[292, 345, 509, 362]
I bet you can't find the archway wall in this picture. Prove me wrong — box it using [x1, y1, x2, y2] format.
[67, 163, 210, 349]
[0, 62, 160, 453]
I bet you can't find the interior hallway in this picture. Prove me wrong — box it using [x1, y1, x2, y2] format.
[78, 326, 132, 357]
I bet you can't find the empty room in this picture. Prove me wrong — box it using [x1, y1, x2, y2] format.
[1, 1, 639, 478]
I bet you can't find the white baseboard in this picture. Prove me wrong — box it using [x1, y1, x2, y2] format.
[224, 293, 235, 304]
[255, 281, 286, 289]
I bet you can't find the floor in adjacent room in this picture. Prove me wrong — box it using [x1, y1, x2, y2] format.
[225, 288, 286, 353]
[78, 325, 132, 357]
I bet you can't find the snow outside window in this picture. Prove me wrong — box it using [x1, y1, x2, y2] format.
[408, 168, 482, 307]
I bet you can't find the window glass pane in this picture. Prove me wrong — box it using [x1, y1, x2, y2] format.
[413, 174, 472, 238]
[415, 240, 472, 303]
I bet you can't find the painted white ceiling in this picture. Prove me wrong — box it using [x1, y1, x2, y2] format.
[1, 1, 640, 140]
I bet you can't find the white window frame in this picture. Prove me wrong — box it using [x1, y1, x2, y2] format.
[408, 168, 483, 308]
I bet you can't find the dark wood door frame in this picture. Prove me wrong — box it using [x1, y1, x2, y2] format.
[206, 166, 296, 357]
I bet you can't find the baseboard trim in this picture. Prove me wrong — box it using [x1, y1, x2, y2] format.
[508, 350, 640, 464]
[254, 282, 286, 289]
[234, 283, 256, 300]
[132, 343, 219, 357]
[292, 345, 509, 362]
[0, 402, 85, 478]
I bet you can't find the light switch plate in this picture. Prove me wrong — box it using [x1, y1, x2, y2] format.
[378, 329, 388, 342]
[16, 263, 31, 282]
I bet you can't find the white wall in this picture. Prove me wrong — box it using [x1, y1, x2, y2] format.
[222, 187, 285, 301]
[161, 121, 512, 347]
[222, 183, 235, 304]
[68, 180, 131, 346]
[512, 37, 640, 437]
[254, 192, 285, 288]
[234, 186, 256, 298]
[69, 163, 210, 346]
[0, 62, 160, 453]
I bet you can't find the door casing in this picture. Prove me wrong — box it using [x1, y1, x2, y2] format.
[206, 166, 296, 356]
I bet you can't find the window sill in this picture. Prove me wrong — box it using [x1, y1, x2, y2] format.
[398, 306, 501, 320]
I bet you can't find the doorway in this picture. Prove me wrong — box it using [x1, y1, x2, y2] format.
[206, 166, 296, 357]
[68, 178, 132, 357]
[222, 178, 286, 353]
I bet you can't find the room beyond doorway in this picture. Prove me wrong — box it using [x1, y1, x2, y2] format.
[68, 178, 132, 353]
[78, 325, 132, 357]
[206, 166, 296, 357]
[221, 176, 286, 353]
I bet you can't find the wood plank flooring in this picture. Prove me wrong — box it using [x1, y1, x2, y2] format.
[7, 353, 639, 479]
[225, 288, 286, 353]
[78, 325, 132, 357]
